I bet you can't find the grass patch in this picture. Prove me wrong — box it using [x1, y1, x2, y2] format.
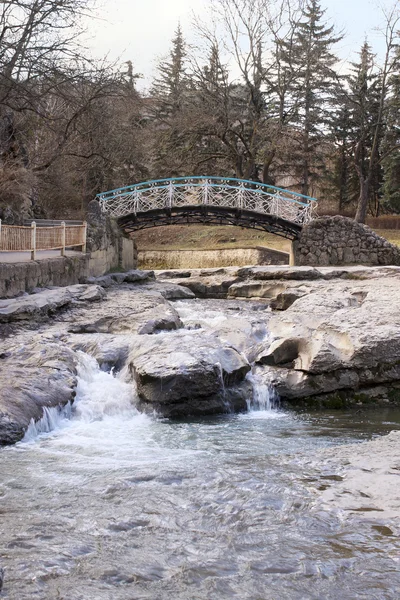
[133, 225, 291, 253]
[131, 222, 400, 255]
[375, 229, 400, 247]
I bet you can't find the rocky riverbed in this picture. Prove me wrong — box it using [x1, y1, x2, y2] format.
[2, 265, 400, 598]
[2, 265, 400, 446]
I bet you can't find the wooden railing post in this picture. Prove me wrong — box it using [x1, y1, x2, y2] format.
[31, 221, 36, 260]
[61, 221, 66, 256]
[82, 221, 87, 253]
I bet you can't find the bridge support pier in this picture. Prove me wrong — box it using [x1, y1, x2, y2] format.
[289, 240, 297, 266]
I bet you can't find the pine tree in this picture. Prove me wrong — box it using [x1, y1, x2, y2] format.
[190, 43, 234, 175]
[344, 42, 385, 219]
[382, 46, 400, 211]
[151, 24, 188, 119]
[278, 0, 342, 196]
[349, 7, 400, 222]
[328, 102, 359, 212]
[150, 25, 191, 177]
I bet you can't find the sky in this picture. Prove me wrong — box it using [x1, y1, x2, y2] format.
[84, 0, 398, 89]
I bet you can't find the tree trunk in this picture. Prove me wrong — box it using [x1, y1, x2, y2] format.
[262, 150, 276, 186]
[355, 177, 369, 223]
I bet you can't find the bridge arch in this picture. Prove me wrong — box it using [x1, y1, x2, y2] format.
[97, 177, 317, 240]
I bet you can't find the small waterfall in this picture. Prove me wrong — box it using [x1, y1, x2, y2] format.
[74, 352, 139, 422]
[216, 361, 236, 413]
[23, 352, 140, 442]
[23, 403, 73, 441]
[246, 371, 280, 414]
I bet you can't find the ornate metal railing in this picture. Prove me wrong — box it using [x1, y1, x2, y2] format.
[97, 177, 318, 225]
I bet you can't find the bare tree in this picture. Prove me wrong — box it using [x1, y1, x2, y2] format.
[191, 0, 305, 183]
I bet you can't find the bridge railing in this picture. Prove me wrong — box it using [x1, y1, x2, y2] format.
[0, 220, 87, 260]
[97, 177, 318, 225]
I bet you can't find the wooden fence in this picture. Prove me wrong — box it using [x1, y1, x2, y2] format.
[0, 220, 87, 260]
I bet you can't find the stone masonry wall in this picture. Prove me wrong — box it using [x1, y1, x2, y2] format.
[86, 200, 137, 277]
[138, 246, 289, 270]
[294, 216, 400, 266]
[0, 255, 89, 298]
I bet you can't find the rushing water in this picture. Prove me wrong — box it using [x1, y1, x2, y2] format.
[1, 301, 400, 599]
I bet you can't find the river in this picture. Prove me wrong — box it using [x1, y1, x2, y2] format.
[1, 300, 400, 599]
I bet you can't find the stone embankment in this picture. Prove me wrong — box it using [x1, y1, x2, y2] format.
[138, 246, 289, 270]
[294, 215, 400, 266]
[2, 264, 400, 444]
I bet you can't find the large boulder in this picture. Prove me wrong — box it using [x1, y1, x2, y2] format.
[0, 342, 78, 445]
[126, 331, 251, 417]
[255, 277, 400, 404]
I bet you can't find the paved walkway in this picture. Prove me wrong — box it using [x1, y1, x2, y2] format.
[0, 250, 84, 263]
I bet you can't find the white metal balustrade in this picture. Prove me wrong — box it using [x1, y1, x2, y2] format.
[97, 177, 318, 226]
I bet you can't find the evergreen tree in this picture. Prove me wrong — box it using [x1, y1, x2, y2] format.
[382, 46, 400, 211]
[150, 25, 192, 177]
[327, 101, 359, 212]
[151, 24, 188, 119]
[345, 42, 384, 218]
[278, 0, 342, 196]
[349, 8, 399, 222]
[190, 43, 235, 175]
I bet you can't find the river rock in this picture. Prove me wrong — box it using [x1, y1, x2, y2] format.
[68, 291, 183, 335]
[86, 269, 155, 287]
[0, 342, 77, 445]
[155, 269, 192, 279]
[0, 284, 105, 323]
[127, 331, 251, 417]
[66, 333, 135, 372]
[173, 276, 241, 298]
[140, 281, 195, 300]
[269, 289, 309, 310]
[124, 269, 155, 283]
[228, 280, 287, 299]
[256, 277, 400, 403]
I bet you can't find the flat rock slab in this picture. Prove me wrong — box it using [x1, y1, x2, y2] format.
[67, 289, 183, 335]
[237, 265, 400, 281]
[0, 284, 105, 323]
[86, 269, 155, 287]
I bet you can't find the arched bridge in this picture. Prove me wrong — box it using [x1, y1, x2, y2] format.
[97, 177, 318, 240]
